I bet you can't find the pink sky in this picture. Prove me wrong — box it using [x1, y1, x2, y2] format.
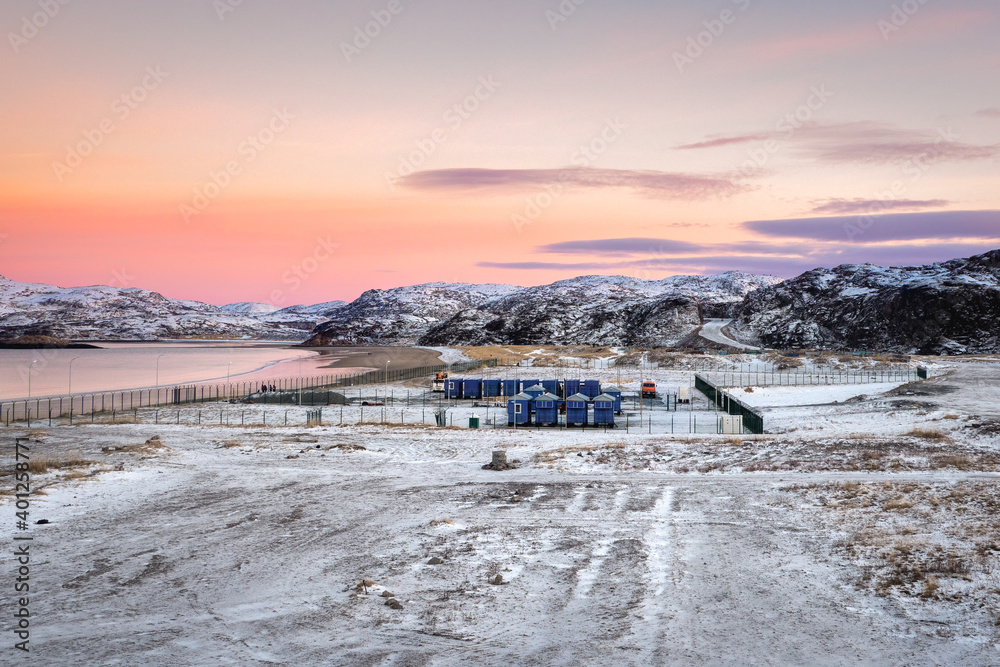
[2, 0, 999, 305]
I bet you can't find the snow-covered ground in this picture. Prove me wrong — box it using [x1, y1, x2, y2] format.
[5, 354, 1000, 665]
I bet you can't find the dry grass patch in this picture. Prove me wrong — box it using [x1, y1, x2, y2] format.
[28, 451, 94, 474]
[906, 427, 950, 442]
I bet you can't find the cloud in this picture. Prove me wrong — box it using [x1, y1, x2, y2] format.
[399, 167, 748, 199]
[744, 210, 1000, 243]
[478, 243, 1000, 278]
[809, 198, 951, 215]
[797, 122, 999, 164]
[677, 121, 1000, 165]
[675, 134, 770, 150]
[536, 238, 702, 256]
[977, 108, 1000, 119]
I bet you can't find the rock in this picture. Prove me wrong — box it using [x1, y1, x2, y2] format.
[354, 579, 378, 592]
[380, 591, 394, 598]
[427, 557, 444, 565]
[482, 450, 518, 471]
[388, 599, 403, 610]
[490, 574, 503, 585]
[35, 519, 50, 525]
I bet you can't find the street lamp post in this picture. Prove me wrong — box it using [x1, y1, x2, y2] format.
[384, 360, 390, 423]
[155, 354, 165, 406]
[69, 356, 81, 395]
[27, 359, 38, 399]
[226, 362, 232, 399]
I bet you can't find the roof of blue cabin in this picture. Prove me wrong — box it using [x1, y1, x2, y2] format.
[523, 384, 546, 391]
[509, 393, 533, 401]
[566, 393, 590, 402]
[601, 385, 623, 392]
[593, 393, 616, 403]
[536, 392, 560, 402]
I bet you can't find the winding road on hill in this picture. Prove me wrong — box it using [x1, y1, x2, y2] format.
[699, 318, 757, 350]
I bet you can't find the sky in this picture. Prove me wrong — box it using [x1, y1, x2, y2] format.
[1, 0, 998, 306]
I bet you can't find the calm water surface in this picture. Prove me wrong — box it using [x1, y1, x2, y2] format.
[0, 341, 365, 400]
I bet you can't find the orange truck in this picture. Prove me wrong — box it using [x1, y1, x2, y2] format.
[641, 380, 657, 398]
[432, 371, 448, 392]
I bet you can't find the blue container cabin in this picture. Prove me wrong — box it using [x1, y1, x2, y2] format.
[462, 378, 482, 399]
[602, 385, 623, 413]
[582, 379, 601, 398]
[542, 379, 559, 396]
[534, 392, 560, 426]
[482, 379, 501, 398]
[523, 383, 546, 400]
[565, 393, 590, 427]
[445, 379, 463, 399]
[592, 394, 616, 426]
[502, 379, 519, 397]
[564, 379, 581, 397]
[507, 393, 532, 425]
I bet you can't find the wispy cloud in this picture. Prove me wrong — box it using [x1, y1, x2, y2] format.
[745, 210, 1000, 243]
[399, 167, 749, 199]
[809, 198, 951, 215]
[977, 108, 1000, 119]
[675, 134, 770, 150]
[478, 243, 1000, 278]
[676, 121, 1000, 165]
[536, 238, 702, 256]
[799, 122, 998, 164]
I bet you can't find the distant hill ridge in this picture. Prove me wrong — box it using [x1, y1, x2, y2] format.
[4, 248, 1000, 354]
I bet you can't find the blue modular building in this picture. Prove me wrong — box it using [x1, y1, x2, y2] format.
[483, 379, 501, 398]
[602, 386, 623, 413]
[445, 379, 463, 399]
[565, 393, 590, 427]
[582, 379, 601, 398]
[534, 392, 560, 426]
[502, 379, 519, 397]
[507, 392, 532, 425]
[542, 379, 559, 396]
[463, 378, 482, 399]
[522, 383, 546, 400]
[522, 380, 541, 393]
[593, 394, 616, 426]
[564, 379, 581, 397]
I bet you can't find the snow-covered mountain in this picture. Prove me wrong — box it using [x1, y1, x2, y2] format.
[303, 282, 522, 346]
[728, 249, 1000, 354]
[304, 273, 780, 347]
[0, 275, 339, 341]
